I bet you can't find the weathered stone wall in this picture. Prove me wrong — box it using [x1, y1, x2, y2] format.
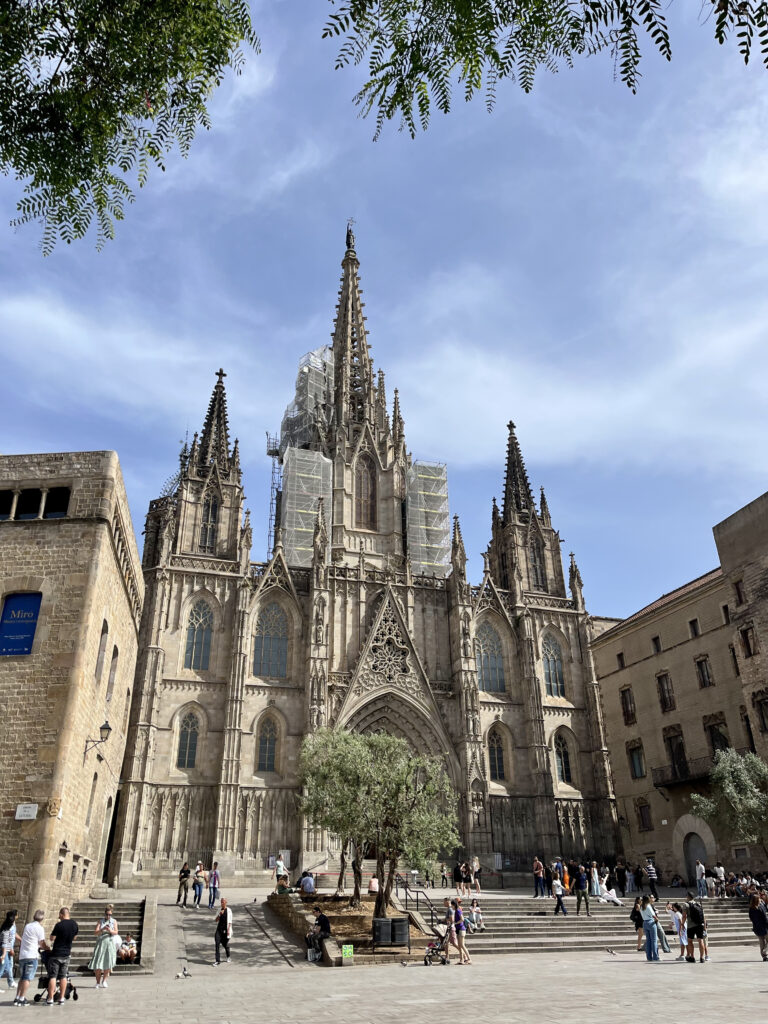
[0, 452, 142, 917]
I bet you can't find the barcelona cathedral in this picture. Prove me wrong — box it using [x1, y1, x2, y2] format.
[110, 228, 618, 885]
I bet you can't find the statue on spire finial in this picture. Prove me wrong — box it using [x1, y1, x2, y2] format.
[346, 218, 356, 251]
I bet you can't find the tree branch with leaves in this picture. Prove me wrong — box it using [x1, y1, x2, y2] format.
[691, 748, 768, 860]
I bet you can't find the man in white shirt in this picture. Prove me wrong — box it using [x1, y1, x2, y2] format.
[299, 873, 316, 895]
[696, 860, 707, 898]
[14, 910, 47, 1007]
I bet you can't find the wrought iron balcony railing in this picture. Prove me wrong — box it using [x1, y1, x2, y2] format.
[651, 748, 749, 788]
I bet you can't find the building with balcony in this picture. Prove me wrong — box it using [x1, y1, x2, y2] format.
[592, 492, 768, 883]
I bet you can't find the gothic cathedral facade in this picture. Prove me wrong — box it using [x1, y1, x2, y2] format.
[111, 230, 617, 884]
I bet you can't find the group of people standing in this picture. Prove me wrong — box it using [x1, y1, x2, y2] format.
[532, 856, 658, 902]
[443, 858, 482, 895]
[533, 857, 628, 915]
[176, 861, 221, 909]
[0, 904, 137, 1005]
[630, 891, 710, 963]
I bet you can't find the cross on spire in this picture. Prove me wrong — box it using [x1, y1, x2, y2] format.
[216, 368, 227, 383]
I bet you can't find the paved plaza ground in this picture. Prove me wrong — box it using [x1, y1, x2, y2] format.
[1, 888, 765, 1023]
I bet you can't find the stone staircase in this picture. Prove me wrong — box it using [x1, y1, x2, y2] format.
[68, 900, 147, 974]
[411, 895, 756, 956]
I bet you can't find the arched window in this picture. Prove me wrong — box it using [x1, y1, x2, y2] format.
[85, 772, 98, 827]
[475, 622, 505, 692]
[253, 602, 288, 678]
[489, 729, 505, 781]
[554, 735, 572, 784]
[106, 646, 118, 701]
[95, 620, 109, 682]
[355, 454, 377, 530]
[257, 718, 278, 772]
[177, 711, 199, 769]
[185, 600, 213, 671]
[200, 493, 219, 553]
[530, 537, 547, 592]
[543, 636, 565, 697]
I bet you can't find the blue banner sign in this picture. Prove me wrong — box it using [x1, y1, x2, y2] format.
[0, 593, 42, 656]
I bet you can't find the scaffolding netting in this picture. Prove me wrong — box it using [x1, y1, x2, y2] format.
[280, 447, 332, 567]
[279, 346, 334, 455]
[406, 461, 451, 577]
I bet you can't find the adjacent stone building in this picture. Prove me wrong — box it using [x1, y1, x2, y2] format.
[0, 452, 143, 915]
[592, 491, 768, 882]
[111, 228, 618, 886]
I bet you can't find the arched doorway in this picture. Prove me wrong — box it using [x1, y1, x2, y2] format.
[340, 692, 461, 787]
[683, 831, 707, 886]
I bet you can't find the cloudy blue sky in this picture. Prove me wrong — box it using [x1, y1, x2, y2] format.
[2, 2, 767, 618]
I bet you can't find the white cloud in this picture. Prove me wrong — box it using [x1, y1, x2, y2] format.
[378, 259, 768, 476]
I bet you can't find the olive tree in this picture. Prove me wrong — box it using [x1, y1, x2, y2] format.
[299, 728, 458, 916]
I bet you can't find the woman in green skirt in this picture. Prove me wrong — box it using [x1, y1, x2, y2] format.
[89, 905, 118, 988]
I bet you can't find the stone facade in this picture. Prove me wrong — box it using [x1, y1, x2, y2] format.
[111, 230, 617, 886]
[0, 452, 143, 916]
[592, 492, 768, 882]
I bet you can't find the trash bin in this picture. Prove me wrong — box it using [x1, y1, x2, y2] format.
[372, 917, 392, 945]
[391, 917, 409, 945]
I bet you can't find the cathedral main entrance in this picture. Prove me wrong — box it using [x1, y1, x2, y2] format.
[341, 692, 461, 788]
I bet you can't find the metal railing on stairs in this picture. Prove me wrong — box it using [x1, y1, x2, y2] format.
[394, 873, 440, 930]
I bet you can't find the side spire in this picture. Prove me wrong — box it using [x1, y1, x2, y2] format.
[569, 552, 584, 611]
[198, 368, 232, 473]
[539, 486, 551, 526]
[392, 388, 405, 450]
[451, 514, 467, 578]
[332, 222, 374, 431]
[501, 421, 534, 525]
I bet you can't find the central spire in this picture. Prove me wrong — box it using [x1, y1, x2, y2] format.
[332, 222, 374, 434]
[501, 421, 534, 525]
[197, 368, 232, 473]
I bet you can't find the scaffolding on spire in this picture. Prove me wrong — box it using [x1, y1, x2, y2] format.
[279, 346, 334, 455]
[280, 448, 332, 567]
[406, 461, 451, 577]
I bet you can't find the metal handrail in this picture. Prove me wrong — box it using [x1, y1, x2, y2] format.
[395, 873, 439, 930]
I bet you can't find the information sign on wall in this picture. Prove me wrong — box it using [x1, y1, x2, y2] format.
[15, 804, 38, 821]
[0, 593, 42, 656]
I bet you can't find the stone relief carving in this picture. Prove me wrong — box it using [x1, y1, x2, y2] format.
[353, 599, 424, 702]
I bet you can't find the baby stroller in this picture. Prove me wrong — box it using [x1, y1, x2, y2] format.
[423, 928, 451, 966]
[33, 951, 78, 1003]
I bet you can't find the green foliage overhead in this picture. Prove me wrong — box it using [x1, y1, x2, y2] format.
[5, 1, 768, 251]
[299, 729, 459, 916]
[325, 1, 768, 138]
[691, 748, 768, 855]
[0, 0, 258, 253]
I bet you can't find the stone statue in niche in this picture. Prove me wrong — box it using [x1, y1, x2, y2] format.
[472, 789, 485, 828]
[462, 622, 472, 659]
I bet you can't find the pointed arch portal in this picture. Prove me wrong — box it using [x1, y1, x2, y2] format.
[340, 692, 461, 788]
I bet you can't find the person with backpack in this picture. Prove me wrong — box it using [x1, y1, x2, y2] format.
[684, 891, 707, 962]
[748, 894, 768, 961]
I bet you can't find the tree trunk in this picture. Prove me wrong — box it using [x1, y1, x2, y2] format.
[374, 851, 388, 918]
[383, 856, 398, 915]
[335, 837, 348, 896]
[351, 840, 363, 908]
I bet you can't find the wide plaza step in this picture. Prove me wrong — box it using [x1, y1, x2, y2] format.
[406, 893, 755, 956]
